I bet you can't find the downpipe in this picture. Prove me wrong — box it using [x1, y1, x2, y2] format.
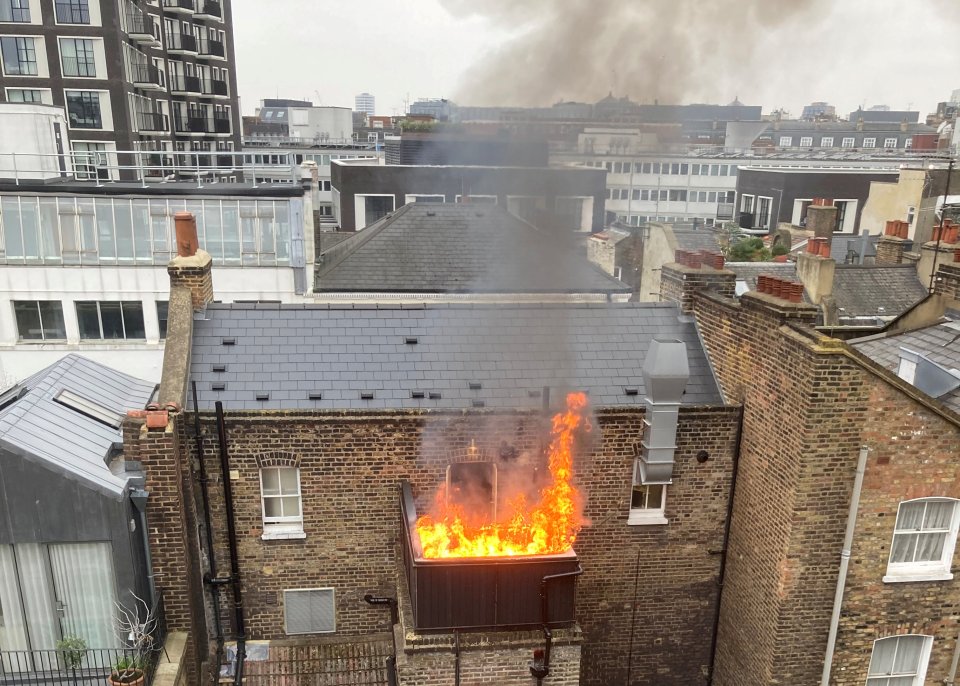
[820, 446, 869, 686]
[531, 565, 583, 684]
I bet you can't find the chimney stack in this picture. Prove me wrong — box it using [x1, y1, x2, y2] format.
[918, 220, 960, 293]
[659, 251, 736, 313]
[876, 220, 910, 265]
[806, 199, 838, 240]
[932, 247, 960, 300]
[168, 212, 213, 310]
[796, 246, 835, 305]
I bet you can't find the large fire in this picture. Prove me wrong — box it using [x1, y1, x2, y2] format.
[415, 392, 590, 558]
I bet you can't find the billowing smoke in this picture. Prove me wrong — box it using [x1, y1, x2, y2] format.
[439, 0, 830, 106]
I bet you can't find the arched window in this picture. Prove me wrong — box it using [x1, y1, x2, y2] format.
[866, 635, 932, 685]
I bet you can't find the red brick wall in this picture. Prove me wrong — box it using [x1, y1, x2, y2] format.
[660, 263, 737, 314]
[183, 405, 739, 685]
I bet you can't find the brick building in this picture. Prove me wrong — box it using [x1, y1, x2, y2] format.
[659, 252, 960, 685]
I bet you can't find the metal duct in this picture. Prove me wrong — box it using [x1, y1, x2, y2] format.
[638, 339, 689, 485]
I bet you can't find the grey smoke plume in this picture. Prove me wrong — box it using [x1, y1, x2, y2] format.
[439, 0, 830, 106]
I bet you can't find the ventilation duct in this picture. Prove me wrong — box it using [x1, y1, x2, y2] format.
[899, 347, 960, 399]
[638, 339, 689, 485]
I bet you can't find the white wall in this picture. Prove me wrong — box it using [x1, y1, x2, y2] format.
[0, 104, 71, 179]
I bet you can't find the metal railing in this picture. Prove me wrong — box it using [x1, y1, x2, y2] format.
[197, 37, 225, 58]
[165, 31, 197, 52]
[169, 74, 201, 93]
[0, 595, 167, 686]
[161, 0, 194, 11]
[136, 110, 169, 133]
[196, 0, 222, 18]
[0, 149, 300, 188]
[125, 7, 157, 38]
[198, 78, 228, 97]
[130, 63, 164, 88]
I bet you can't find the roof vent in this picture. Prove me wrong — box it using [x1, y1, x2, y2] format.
[255, 393, 270, 401]
[623, 387, 639, 396]
[469, 382, 482, 390]
[637, 339, 690, 485]
[212, 364, 227, 373]
[361, 391, 374, 400]
[472, 400, 486, 408]
[527, 389, 542, 398]
[426, 211, 436, 217]
[428, 392, 442, 400]
[411, 391, 425, 399]
[308, 392, 323, 401]
[0, 385, 26, 411]
[221, 338, 236, 346]
[212, 383, 226, 392]
[405, 337, 419, 345]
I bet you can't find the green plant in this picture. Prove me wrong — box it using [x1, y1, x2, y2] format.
[728, 237, 772, 262]
[56, 636, 87, 670]
[111, 654, 145, 683]
[771, 243, 790, 257]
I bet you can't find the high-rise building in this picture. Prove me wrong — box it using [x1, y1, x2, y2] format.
[354, 92, 375, 117]
[0, 0, 242, 171]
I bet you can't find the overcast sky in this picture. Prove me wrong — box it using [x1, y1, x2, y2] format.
[233, 0, 960, 119]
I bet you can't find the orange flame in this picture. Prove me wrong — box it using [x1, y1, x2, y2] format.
[415, 392, 590, 558]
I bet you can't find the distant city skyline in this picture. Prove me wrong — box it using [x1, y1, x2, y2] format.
[233, 0, 959, 120]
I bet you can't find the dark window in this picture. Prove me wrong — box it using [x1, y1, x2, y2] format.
[60, 38, 95, 77]
[15, 301, 66, 340]
[156, 301, 169, 339]
[0, 0, 31, 22]
[6, 88, 43, 102]
[55, 0, 90, 24]
[1, 36, 37, 75]
[680, 164, 689, 175]
[65, 91, 102, 129]
[76, 301, 145, 340]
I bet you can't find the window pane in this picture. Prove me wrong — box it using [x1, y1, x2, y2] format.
[278, 468, 298, 495]
[280, 496, 301, 518]
[924, 501, 954, 529]
[222, 202, 240, 263]
[203, 200, 223, 260]
[647, 484, 664, 508]
[99, 302, 124, 339]
[14, 302, 42, 340]
[39, 301, 65, 339]
[121, 302, 144, 339]
[20, 197, 39, 259]
[275, 202, 289, 262]
[156, 301, 169, 339]
[263, 498, 281, 518]
[95, 199, 115, 259]
[131, 200, 151, 262]
[2, 196, 24, 259]
[890, 533, 918, 563]
[892, 636, 922, 674]
[76, 301, 101, 339]
[896, 502, 924, 530]
[916, 532, 946, 562]
[113, 200, 134, 260]
[869, 637, 897, 676]
[38, 197, 60, 260]
[262, 469, 280, 495]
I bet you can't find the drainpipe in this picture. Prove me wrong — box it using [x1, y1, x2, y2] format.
[820, 446, 869, 686]
[530, 565, 583, 683]
[947, 633, 960, 685]
[214, 401, 246, 686]
[192, 382, 225, 674]
[128, 488, 155, 607]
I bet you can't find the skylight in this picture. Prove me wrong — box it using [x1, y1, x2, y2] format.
[54, 389, 123, 429]
[0, 385, 25, 411]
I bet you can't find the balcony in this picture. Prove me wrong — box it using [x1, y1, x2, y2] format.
[131, 64, 165, 90]
[214, 115, 231, 134]
[126, 9, 160, 46]
[137, 111, 169, 133]
[161, 0, 194, 14]
[199, 78, 228, 98]
[194, 0, 222, 20]
[165, 31, 197, 54]
[198, 37, 226, 60]
[169, 74, 201, 94]
[174, 113, 208, 134]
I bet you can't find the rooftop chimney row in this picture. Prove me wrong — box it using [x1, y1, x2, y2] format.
[811, 197, 834, 207]
[884, 220, 910, 239]
[674, 249, 726, 270]
[931, 220, 959, 245]
[805, 237, 832, 258]
[756, 275, 804, 303]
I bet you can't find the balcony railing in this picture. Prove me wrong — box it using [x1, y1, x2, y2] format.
[173, 113, 230, 135]
[165, 31, 197, 53]
[198, 37, 225, 58]
[199, 78, 228, 97]
[195, 0, 221, 19]
[131, 63, 165, 89]
[126, 9, 159, 42]
[161, 0, 194, 12]
[214, 115, 230, 133]
[137, 111, 169, 132]
[169, 74, 201, 93]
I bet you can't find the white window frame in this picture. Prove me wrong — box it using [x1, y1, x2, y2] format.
[455, 194, 497, 205]
[883, 497, 960, 583]
[0, 34, 46, 77]
[799, 136, 813, 147]
[778, 136, 792, 147]
[628, 477, 668, 526]
[884, 137, 898, 148]
[863, 137, 877, 149]
[403, 194, 445, 205]
[820, 137, 834, 148]
[866, 635, 932, 685]
[842, 137, 856, 148]
[260, 466, 305, 540]
[4, 86, 52, 103]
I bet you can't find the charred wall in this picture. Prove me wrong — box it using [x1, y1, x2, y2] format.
[181, 405, 739, 685]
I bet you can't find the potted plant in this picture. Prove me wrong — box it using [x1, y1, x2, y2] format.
[108, 655, 144, 686]
[56, 635, 87, 681]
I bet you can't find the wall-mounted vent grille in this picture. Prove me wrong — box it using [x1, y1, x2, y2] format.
[405, 337, 419, 345]
[360, 392, 374, 400]
[212, 383, 226, 392]
[428, 392, 442, 400]
[308, 393, 323, 401]
[221, 338, 236, 346]
[472, 400, 486, 408]
[212, 365, 227, 373]
[623, 387, 639, 396]
[527, 390, 542, 398]
[255, 393, 270, 401]
[283, 588, 335, 635]
[469, 382, 482, 391]
[411, 391, 425, 399]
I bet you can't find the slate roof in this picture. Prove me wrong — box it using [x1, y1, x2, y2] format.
[852, 313, 960, 413]
[190, 302, 721, 411]
[673, 229, 721, 254]
[314, 203, 629, 294]
[832, 265, 928, 320]
[0, 355, 156, 497]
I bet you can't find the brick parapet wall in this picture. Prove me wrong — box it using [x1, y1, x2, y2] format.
[934, 262, 960, 299]
[184, 404, 740, 685]
[693, 281, 960, 685]
[660, 263, 737, 314]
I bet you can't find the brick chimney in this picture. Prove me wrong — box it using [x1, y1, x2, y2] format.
[795, 244, 835, 305]
[932, 248, 960, 300]
[167, 212, 213, 310]
[739, 284, 819, 327]
[876, 220, 910, 265]
[659, 250, 736, 313]
[806, 198, 838, 240]
[917, 220, 960, 293]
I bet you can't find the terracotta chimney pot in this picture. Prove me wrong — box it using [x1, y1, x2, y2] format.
[174, 212, 200, 258]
